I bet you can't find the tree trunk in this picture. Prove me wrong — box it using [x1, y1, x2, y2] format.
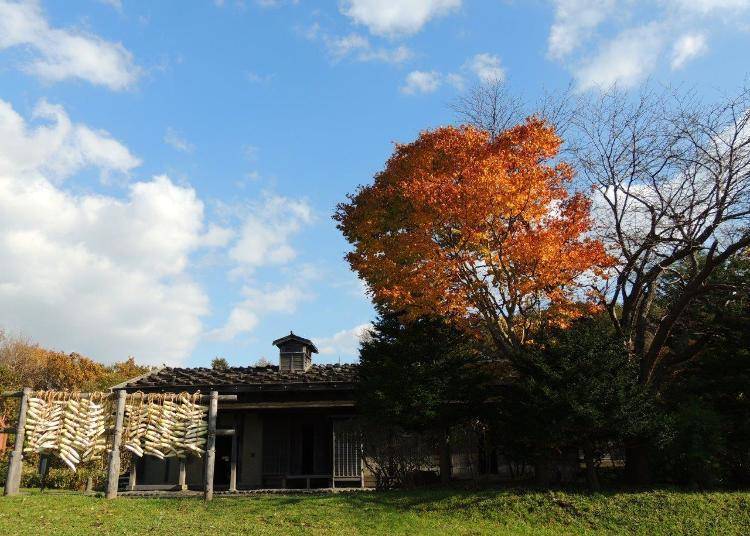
[439, 429, 452, 484]
[625, 444, 651, 486]
[583, 443, 600, 491]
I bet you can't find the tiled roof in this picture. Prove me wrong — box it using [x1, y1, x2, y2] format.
[122, 364, 358, 391]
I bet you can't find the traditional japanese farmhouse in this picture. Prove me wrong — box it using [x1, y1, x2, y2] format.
[116, 332, 367, 491]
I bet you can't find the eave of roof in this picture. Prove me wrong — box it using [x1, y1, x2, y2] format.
[271, 332, 319, 353]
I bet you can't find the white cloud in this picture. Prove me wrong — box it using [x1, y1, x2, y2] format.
[670, 32, 708, 69]
[208, 284, 314, 342]
[401, 70, 441, 94]
[340, 0, 461, 36]
[547, 0, 750, 91]
[246, 71, 274, 84]
[446, 73, 466, 91]
[0, 98, 238, 365]
[96, 0, 122, 10]
[325, 32, 370, 59]
[228, 194, 313, 274]
[0, 0, 141, 90]
[575, 23, 664, 91]
[670, 0, 750, 13]
[0, 98, 139, 182]
[359, 44, 412, 64]
[314, 323, 372, 360]
[465, 53, 505, 83]
[164, 127, 194, 153]
[307, 28, 413, 64]
[210, 195, 317, 342]
[548, 0, 615, 59]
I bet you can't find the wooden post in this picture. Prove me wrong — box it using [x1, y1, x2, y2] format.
[204, 390, 218, 501]
[128, 462, 137, 491]
[106, 389, 127, 499]
[178, 458, 187, 491]
[4, 387, 30, 496]
[331, 422, 336, 489]
[38, 456, 49, 491]
[229, 416, 238, 493]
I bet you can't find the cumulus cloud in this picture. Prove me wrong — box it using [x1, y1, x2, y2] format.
[464, 53, 505, 83]
[207, 284, 313, 342]
[401, 70, 441, 94]
[340, 0, 461, 36]
[548, 0, 614, 59]
[0, 0, 141, 90]
[228, 194, 313, 275]
[670, 33, 708, 69]
[0, 98, 139, 181]
[207, 195, 318, 343]
[314, 323, 372, 361]
[548, 0, 750, 91]
[575, 23, 664, 91]
[0, 98, 236, 365]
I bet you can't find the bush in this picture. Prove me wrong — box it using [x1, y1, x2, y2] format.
[359, 424, 436, 490]
[0, 455, 107, 491]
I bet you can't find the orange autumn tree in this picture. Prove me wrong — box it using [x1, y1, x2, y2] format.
[335, 119, 611, 359]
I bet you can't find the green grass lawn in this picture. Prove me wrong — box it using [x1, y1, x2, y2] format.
[1, 488, 748, 535]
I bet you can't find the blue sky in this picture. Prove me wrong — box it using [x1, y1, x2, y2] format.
[0, 0, 748, 367]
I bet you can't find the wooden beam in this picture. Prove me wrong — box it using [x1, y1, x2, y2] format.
[204, 390, 218, 501]
[1, 390, 111, 399]
[4, 387, 30, 496]
[1, 390, 237, 402]
[106, 389, 127, 499]
[219, 400, 355, 410]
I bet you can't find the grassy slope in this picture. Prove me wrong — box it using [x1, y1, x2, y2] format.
[0, 489, 748, 535]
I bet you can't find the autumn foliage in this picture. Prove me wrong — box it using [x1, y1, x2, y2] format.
[336, 119, 611, 357]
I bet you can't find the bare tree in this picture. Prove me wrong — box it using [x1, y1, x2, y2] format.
[453, 81, 750, 482]
[572, 86, 750, 387]
[451, 79, 580, 143]
[450, 79, 526, 139]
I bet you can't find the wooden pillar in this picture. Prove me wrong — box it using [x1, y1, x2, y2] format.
[128, 461, 137, 491]
[38, 456, 49, 491]
[106, 389, 127, 499]
[229, 416, 238, 493]
[178, 458, 187, 491]
[4, 387, 30, 496]
[204, 390, 218, 501]
[331, 422, 336, 489]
